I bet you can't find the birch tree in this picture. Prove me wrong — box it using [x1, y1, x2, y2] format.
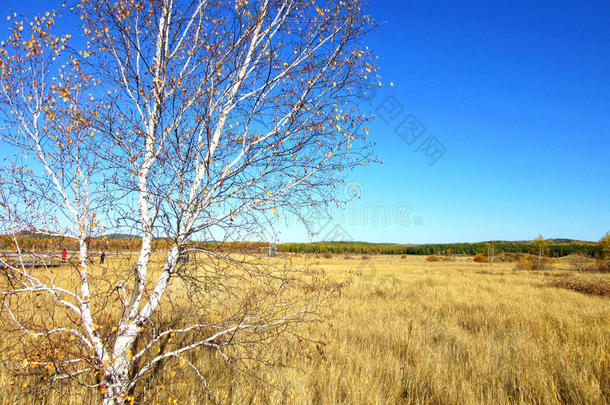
[599, 232, 610, 263]
[534, 234, 547, 265]
[0, 0, 377, 402]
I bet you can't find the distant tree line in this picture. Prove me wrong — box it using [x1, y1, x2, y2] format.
[0, 233, 268, 254]
[0, 233, 600, 258]
[277, 241, 599, 257]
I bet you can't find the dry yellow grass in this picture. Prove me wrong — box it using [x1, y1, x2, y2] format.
[1, 255, 609, 404]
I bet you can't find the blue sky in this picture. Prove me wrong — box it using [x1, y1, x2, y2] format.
[1, 1, 609, 244]
[279, 0, 609, 244]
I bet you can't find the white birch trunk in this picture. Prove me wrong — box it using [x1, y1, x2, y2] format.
[102, 244, 180, 403]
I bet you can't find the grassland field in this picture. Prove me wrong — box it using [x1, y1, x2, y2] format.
[1, 254, 608, 404]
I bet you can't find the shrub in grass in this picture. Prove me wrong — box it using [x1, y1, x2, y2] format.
[515, 255, 551, 270]
[426, 255, 442, 262]
[495, 252, 521, 263]
[549, 277, 610, 297]
[567, 254, 589, 272]
[473, 253, 490, 263]
[530, 259, 549, 270]
[585, 261, 610, 273]
[515, 258, 532, 270]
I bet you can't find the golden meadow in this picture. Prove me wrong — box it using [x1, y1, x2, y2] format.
[1, 254, 608, 404]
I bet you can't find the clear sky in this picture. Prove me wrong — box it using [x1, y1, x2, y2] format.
[2, 1, 609, 244]
[278, 0, 610, 244]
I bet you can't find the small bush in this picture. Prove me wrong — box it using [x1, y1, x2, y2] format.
[585, 261, 610, 273]
[426, 255, 441, 262]
[567, 254, 589, 272]
[549, 277, 610, 297]
[322, 252, 333, 259]
[473, 253, 490, 263]
[495, 252, 522, 263]
[361, 255, 370, 260]
[530, 260, 548, 270]
[344, 255, 352, 260]
[515, 258, 532, 270]
[400, 254, 407, 259]
[515, 255, 551, 270]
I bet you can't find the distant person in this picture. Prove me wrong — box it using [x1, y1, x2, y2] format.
[100, 251, 106, 264]
[61, 249, 67, 263]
